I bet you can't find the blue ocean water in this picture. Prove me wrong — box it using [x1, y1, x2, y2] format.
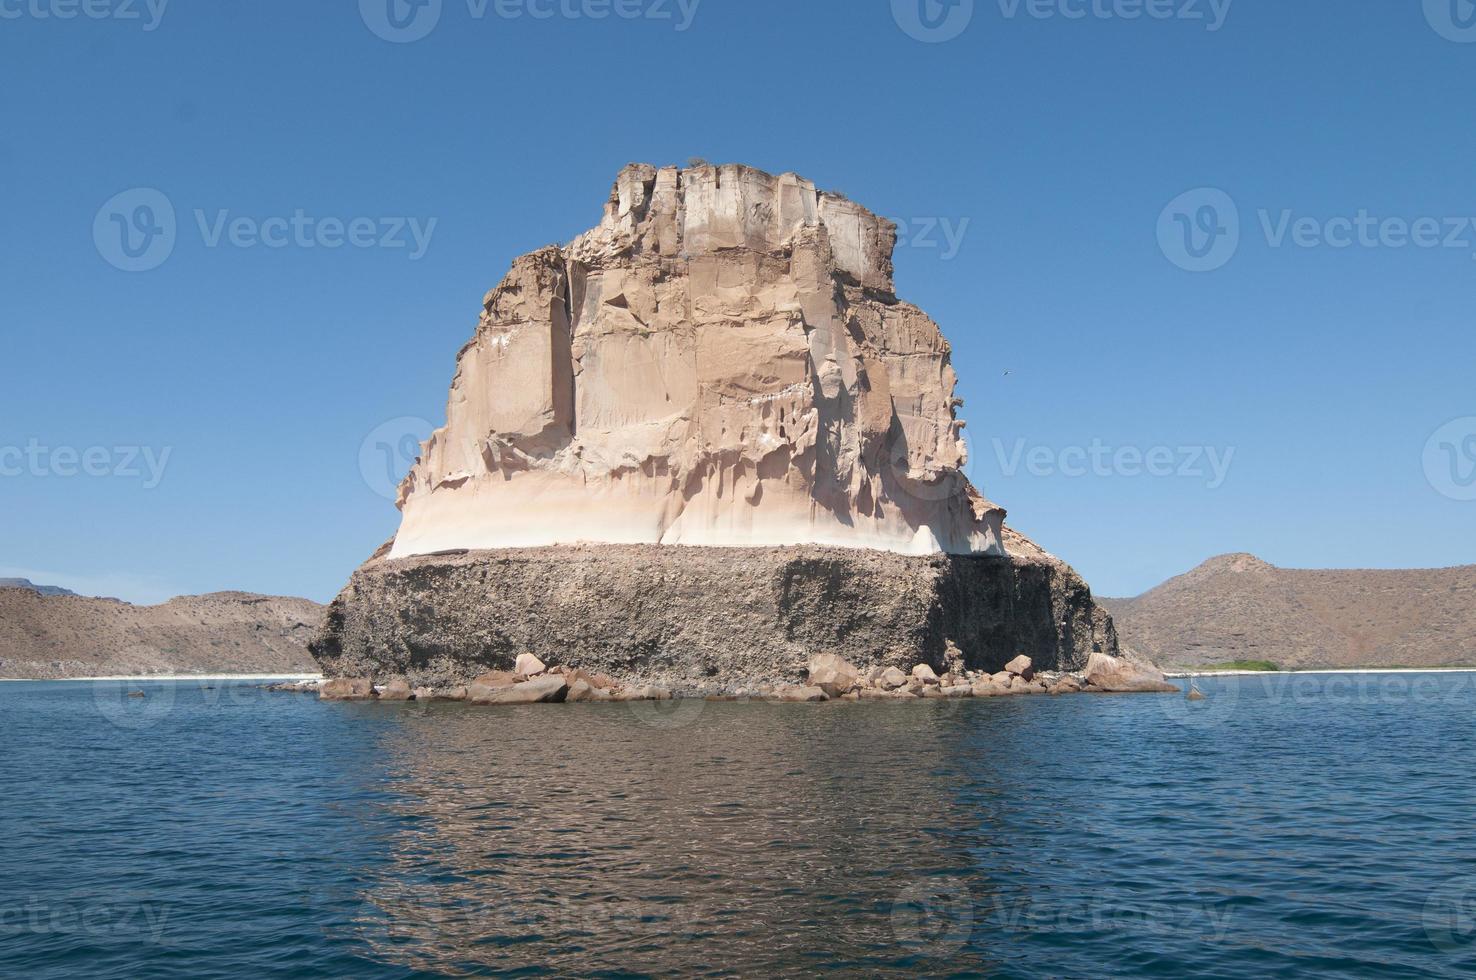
[2, 673, 1475, 978]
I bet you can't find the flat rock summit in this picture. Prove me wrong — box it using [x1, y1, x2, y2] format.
[314, 163, 1145, 695]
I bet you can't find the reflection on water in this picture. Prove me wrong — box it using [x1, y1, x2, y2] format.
[4, 674, 1476, 978]
[351, 701, 992, 976]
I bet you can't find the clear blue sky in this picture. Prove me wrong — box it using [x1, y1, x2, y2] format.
[2, 0, 1473, 604]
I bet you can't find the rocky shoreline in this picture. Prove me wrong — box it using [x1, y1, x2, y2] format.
[294, 649, 1177, 703]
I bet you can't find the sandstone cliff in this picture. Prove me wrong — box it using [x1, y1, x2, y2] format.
[0, 588, 321, 679]
[393, 163, 1001, 558]
[1104, 554, 1476, 669]
[315, 163, 1124, 691]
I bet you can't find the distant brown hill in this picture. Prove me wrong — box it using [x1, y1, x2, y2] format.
[0, 587, 321, 679]
[1102, 554, 1476, 670]
[0, 578, 78, 597]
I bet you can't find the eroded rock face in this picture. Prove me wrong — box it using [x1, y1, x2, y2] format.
[390, 163, 1004, 560]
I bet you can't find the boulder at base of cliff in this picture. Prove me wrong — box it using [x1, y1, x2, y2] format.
[1005, 655, 1035, 680]
[1084, 652, 1178, 693]
[379, 677, 413, 701]
[321, 678, 375, 701]
[477, 676, 569, 705]
[808, 654, 860, 698]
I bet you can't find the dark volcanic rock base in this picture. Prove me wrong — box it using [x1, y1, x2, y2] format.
[311, 544, 1119, 691]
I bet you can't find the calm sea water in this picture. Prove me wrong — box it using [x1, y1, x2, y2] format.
[3, 673, 1476, 978]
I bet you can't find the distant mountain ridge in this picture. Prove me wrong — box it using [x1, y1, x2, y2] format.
[0, 588, 321, 679]
[1102, 554, 1476, 669]
[0, 578, 79, 598]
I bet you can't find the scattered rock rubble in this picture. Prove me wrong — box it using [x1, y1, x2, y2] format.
[304, 650, 1176, 703]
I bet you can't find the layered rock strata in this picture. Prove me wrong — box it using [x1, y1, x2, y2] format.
[391, 162, 1002, 558]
